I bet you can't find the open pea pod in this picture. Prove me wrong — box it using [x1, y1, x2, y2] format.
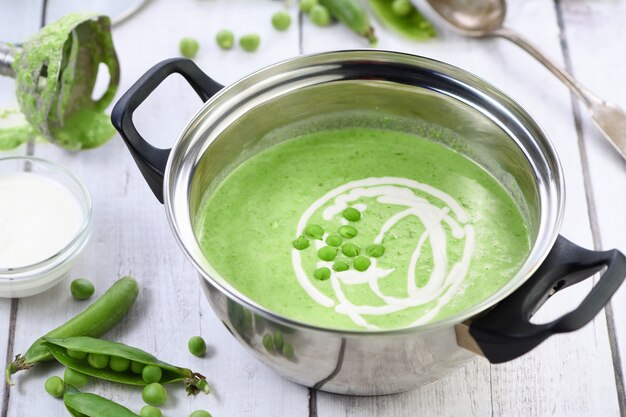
[64, 387, 140, 417]
[45, 336, 209, 395]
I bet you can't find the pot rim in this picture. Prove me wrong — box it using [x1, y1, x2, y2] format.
[163, 49, 565, 336]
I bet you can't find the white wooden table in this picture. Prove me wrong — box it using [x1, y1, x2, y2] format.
[1, 1, 625, 416]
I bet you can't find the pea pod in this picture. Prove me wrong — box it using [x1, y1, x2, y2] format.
[45, 336, 210, 395]
[5, 276, 139, 385]
[366, 0, 436, 41]
[64, 387, 140, 417]
[319, 0, 377, 46]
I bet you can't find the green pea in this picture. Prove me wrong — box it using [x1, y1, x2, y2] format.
[215, 29, 235, 50]
[64, 368, 89, 388]
[318, 246, 338, 261]
[366, 244, 385, 258]
[239, 34, 261, 52]
[142, 365, 163, 383]
[109, 356, 130, 372]
[70, 278, 95, 300]
[338, 225, 358, 239]
[44, 376, 65, 398]
[87, 353, 109, 369]
[314, 267, 331, 281]
[262, 333, 275, 352]
[272, 11, 292, 31]
[282, 343, 295, 360]
[333, 261, 349, 272]
[179, 37, 200, 58]
[342, 207, 361, 222]
[300, 0, 318, 13]
[190, 411, 212, 417]
[142, 383, 167, 406]
[391, 0, 414, 16]
[67, 349, 87, 360]
[188, 336, 207, 357]
[304, 224, 324, 240]
[342, 243, 360, 257]
[310, 4, 331, 26]
[354, 256, 371, 272]
[140, 405, 163, 417]
[326, 234, 342, 247]
[273, 331, 284, 350]
[131, 360, 146, 374]
[292, 236, 310, 250]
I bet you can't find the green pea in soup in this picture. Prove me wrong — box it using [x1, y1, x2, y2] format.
[195, 120, 531, 331]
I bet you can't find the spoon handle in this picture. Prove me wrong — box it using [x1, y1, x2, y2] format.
[493, 27, 626, 161]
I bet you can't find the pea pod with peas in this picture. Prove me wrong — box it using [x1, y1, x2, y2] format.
[6, 276, 139, 385]
[44, 336, 210, 395]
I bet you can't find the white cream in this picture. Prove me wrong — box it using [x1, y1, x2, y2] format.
[0, 172, 84, 269]
[292, 177, 475, 330]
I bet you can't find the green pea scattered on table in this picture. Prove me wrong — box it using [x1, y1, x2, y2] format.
[180, 37, 200, 58]
[64, 368, 90, 388]
[45, 376, 65, 398]
[188, 336, 207, 357]
[310, 4, 331, 26]
[141, 405, 163, 417]
[239, 34, 261, 52]
[215, 29, 235, 50]
[272, 11, 292, 31]
[190, 411, 212, 417]
[142, 382, 168, 406]
[70, 278, 95, 300]
[314, 267, 331, 281]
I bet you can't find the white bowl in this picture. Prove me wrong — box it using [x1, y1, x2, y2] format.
[0, 157, 92, 298]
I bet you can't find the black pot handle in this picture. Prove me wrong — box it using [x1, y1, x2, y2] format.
[111, 58, 224, 203]
[468, 235, 626, 364]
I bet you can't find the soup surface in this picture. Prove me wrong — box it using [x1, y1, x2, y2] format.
[195, 127, 530, 331]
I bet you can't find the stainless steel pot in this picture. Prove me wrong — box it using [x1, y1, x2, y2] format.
[112, 51, 626, 395]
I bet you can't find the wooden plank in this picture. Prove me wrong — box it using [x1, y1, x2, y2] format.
[4, 0, 308, 416]
[304, 0, 619, 415]
[558, 0, 626, 409]
[0, 1, 44, 414]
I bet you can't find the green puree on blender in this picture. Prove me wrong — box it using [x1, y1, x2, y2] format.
[195, 125, 531, 331]
[8, 13, 119, 150]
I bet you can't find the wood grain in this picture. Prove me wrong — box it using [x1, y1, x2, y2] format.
[558, 0, 626, 411]
[1, 0, 625, 416]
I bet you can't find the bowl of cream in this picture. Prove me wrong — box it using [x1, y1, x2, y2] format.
[0, 156, 91, 298]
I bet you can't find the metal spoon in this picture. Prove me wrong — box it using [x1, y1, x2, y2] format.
[425, 0, 626, 161]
